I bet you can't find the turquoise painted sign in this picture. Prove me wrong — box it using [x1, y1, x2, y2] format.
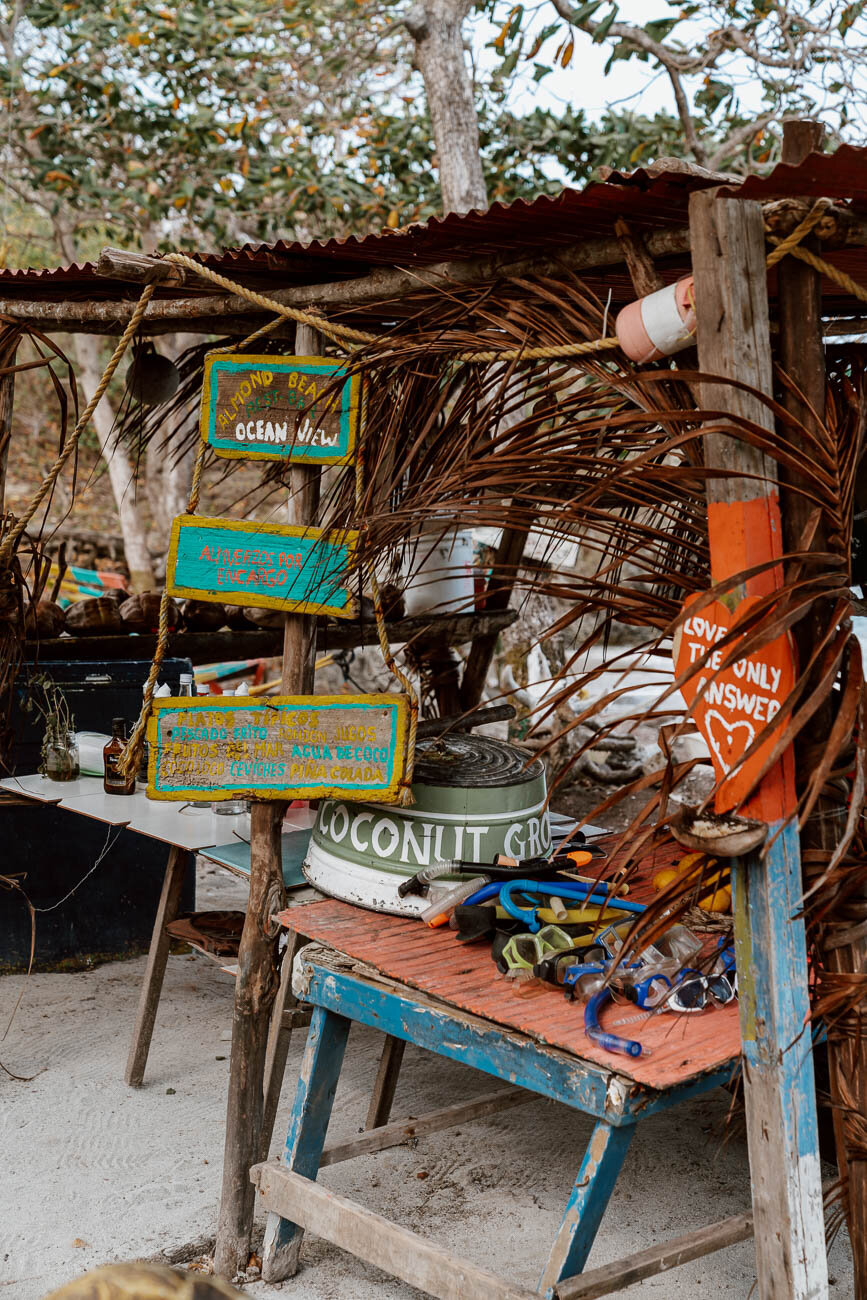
[165, 515, 358, 617]
[201, 353, 360, 464]
[146, 694, 409, 803]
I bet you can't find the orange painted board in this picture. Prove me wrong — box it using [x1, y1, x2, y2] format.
[279, 898, 741, 1091]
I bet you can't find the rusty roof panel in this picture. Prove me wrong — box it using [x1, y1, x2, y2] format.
[2, 144, 867, 315]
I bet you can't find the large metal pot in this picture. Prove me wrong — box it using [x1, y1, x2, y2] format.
[303, 734, 550, 915]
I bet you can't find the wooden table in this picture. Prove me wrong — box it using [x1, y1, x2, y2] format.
[254, 899, 746, 1300]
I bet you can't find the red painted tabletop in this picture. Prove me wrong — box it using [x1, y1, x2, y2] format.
[277, 888, 741, 1091]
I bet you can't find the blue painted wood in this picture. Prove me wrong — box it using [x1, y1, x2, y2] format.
[260, 1004, 351, 1283]
[731, 818, 826, 1292]
[538, 1119, 635, 1296]
[301, 964, 735, 1125]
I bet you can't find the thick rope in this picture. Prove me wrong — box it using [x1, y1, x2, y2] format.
[0, 283, 155, 568]
[764, 197, 867, 306]
[162, 253, 378, 347]
[354, 445, 418, 804]
[162, 252, 623, 364]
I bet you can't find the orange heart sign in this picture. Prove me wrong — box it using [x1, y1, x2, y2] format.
[673, 594, 796, 814]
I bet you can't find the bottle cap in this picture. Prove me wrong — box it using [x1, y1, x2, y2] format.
[234, 682, 249, 695]
[112, 717, 126, 731]
[179, 672, 193, 684]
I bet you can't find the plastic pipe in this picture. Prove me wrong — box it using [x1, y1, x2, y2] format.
[584, 988, 644, 1058]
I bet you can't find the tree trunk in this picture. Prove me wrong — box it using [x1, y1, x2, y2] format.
[145, 332, 197, 546]
[73, 333, 157, 592]
[405, 0, 487, 215]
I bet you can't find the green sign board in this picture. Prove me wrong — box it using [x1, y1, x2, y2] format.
[146, 694, 409, 803]
[165, 515, 357, 617]
[200, 353, 360, 463]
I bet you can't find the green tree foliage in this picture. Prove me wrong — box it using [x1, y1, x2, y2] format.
[483, 0, 867, 173]
[0, 0, 685, 265]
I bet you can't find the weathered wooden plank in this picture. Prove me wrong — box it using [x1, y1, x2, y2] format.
[254, 1164, 538, 1300]
[553, 1209, 754, 1299]
[321, 1086, 530, 1167]
[364, 1035, 407, 1131]
[689, 187, 827, 1299]
[260, 1004, 352, 1280]
[124, 845, 189, 1087]
[0, 325, 21, 514]
[200, 353, 360, 465]
[538, 1120, 635, 1294]
[259, 928, 309, 1165]
[23, 609, 518, 663]
[214, 800, 287, 1277]
[459, 505, 531, 711]
[145, 693, 408, 803]
[165, 515, 357, 617]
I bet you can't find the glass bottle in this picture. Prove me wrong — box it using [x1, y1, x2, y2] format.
[44, 726, 80, 781]
[104, 717, 135, 795]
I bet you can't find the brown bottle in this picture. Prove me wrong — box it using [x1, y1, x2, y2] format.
[104, 717, 134, 795]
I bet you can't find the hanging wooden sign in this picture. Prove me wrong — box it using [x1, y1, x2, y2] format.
[166, 515, 357, 617]
[673, 593, 795, 810]
[200, 354, 360, 464]
[146, 694, 409, 803]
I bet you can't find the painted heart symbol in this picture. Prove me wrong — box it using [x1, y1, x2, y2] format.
[704, 711, 756, 775]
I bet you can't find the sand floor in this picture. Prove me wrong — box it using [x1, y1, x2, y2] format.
[0, 860, 855, 1299]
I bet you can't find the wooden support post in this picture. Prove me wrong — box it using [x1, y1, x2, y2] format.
[214, 321, 323, 1278]
[125, 845, 188, 1087]
[0, 324, 22, 515]
[365, 1034, 407, 1130]
[459, 502, 531, 711]
[689, 188, 828, 1298]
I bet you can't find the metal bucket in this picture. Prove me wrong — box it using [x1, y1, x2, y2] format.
[303, 734, 550, 915]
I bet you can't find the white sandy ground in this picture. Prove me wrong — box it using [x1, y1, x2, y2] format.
[0, 859, 855, 1300]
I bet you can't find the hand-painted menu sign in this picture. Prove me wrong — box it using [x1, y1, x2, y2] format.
[201, 354, 360, 464]
[673, 594, 795, 809]
[146, 694, 409, 803]
[166, 515, 357, 617]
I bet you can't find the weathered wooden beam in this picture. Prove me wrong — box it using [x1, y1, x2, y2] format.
[253, 1164, 538, 1300]
[0, 324, 21, 514]
[459, 503, 532, 711]
[320, 1087, 530, 1167]
[213, 320, 324, 1280]
[614, 219, 665, 297]
[97, 246, 207, 288]
[553, 1210, 755, 1300]
[690, 187, 827, 1298]
[22, 609, 518, 664]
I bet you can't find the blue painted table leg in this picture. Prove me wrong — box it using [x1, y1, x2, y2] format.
[538, 1118, 635, 1296]
[260, 1004, 351, 1283]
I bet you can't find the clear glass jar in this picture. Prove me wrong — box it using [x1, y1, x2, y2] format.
[44, 730, 80, 781]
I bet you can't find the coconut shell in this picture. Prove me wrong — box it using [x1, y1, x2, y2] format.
[24, 600, 66, 639]
[224, 605, 253, 630]
[119, 591, 179, 634]
[181, 598, 227, 632]
[65, 597, 123, 636]
[241, 606, 284, 629]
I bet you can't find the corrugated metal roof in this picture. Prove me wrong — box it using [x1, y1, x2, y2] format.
[2, 144, 867, 316]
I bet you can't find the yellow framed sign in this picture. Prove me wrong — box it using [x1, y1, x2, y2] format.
[146, 694, 409, 803]
[165, 515, 357, 618]
[201, 353, 360, 464]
